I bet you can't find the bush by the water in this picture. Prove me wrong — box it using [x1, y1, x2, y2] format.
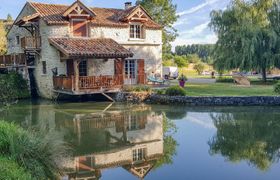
[165, 86, 186, 96]
[274, 81, 280, 94]
[0, 156, 32, 179]
[0, 71, 30, 103]
[0, 121, 68, 179]
[123, 85, 151, 92]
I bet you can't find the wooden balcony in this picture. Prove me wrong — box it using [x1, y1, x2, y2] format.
[21, 36, 41, 50]
[53, 75, 124, 95]
[0, 54, 26, 68]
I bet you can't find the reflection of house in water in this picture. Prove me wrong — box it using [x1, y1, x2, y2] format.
[61, 107, 164, 180]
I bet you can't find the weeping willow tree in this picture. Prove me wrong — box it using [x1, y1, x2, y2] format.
[210, 0, 280, 81]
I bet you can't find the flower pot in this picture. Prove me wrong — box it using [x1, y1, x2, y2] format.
[179, 80, 185, 88]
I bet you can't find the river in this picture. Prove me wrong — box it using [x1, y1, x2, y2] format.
[1, 100, 280, 180]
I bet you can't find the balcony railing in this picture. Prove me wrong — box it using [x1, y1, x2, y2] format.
[53, 75, 124, 93]
[21, 36, 41, 50]
[0, 54, 26, 67]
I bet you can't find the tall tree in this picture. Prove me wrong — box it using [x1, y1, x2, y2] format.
[210, 0, 280, 81]
[6, 14, 13, 22]
[0, 21, 7, 55]
[136, 0, 178, 54]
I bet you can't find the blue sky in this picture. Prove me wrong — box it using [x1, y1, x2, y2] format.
[0, 0, 230, 47]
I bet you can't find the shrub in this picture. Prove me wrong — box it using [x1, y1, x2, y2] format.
[165, 86, 186, 96]
[0, 71, 30, 103]
[0, 156, 32, 180]
[0, 121, 68, 179]
[123, 85, 151, 92]
[274, 81, 280, 94]
[155, 89, 165, 95]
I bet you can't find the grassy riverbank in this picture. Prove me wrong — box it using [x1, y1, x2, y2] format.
[0, 121, 67, 179]
[184, 83, 276, 96]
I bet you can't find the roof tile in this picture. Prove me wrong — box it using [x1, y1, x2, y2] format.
[49, 38, 134, 58]
[29, 2, 161, 29]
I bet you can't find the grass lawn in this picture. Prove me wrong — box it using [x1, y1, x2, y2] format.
[185, 83, 276, 96]
[168, 81, 277, 96]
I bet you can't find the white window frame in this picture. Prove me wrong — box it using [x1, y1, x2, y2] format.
[129, 23, 144, 40]
[132, 148, 146, 162]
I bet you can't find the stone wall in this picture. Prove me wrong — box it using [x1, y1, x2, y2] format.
[7, 3, 36, 54]
[148, 94, 280, 106]
[35, 20, 69, 98]
[91, 26, 163, 75]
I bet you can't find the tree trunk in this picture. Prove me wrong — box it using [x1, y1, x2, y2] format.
[261, 67, 267, 82]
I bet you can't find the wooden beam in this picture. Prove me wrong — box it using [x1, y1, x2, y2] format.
[74, 59, 80, 92]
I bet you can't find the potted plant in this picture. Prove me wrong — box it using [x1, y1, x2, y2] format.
[178, 74, 187, 87]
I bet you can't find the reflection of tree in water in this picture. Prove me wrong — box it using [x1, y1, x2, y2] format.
[164, 107, 187, 120]
[209, 111, 280, 171]
[154, 114, 178, 169]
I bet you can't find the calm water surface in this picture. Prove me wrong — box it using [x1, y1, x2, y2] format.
[1, 100, 280, 180]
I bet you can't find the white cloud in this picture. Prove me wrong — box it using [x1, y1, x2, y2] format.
[177, 0, 220, 16]
[180, 21, 210, 36]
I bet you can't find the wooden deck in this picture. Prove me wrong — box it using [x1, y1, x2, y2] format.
[53, 75, 124, 95]
[0, 54, 26, 68]
[21, 36, 41, 50]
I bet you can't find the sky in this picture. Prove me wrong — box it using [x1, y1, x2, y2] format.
[0, 0, 231, 48]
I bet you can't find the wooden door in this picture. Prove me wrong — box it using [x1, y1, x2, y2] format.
[115, 59, 124, 85]
[137, 59, 145, 84]
[67, 59, 74, 76]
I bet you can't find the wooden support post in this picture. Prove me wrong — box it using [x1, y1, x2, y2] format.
[74, 59, 80, 92]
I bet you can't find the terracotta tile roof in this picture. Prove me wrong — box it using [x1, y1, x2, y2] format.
[49, 38, 134, 58]
[28, 2, 161, 29]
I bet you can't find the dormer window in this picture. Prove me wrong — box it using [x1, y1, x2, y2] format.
[72, 19, 88, 37]
[130, 24, 144, 39]
[63, 0, 95, 37]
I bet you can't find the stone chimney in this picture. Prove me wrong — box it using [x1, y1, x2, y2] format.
[125, 2, 132, 10]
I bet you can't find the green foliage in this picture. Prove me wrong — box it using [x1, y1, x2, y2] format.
[216, 77, 234, 83]
[174, 55, 188, 68]
[137, 0, 178, 54]
[155, 89, 165, 95]
[163, 53, 176, 66]
[0, 72, 30, 104]
[6, 14, 13, 22]
[186, 54, 201, 64]
[0, 156, 32, 180]
[165, 86, 186, 96]
[0, 121, 67, 179]
[193, 63, 206, 75]
[154, 114, 178, 169]
[209, 109, 280, 171]
[178, 74, 187, 81]
[175, 44, 214, 63]
[210, 0, 280, 81]
[273, 81, 280, 94]
[123, 85, 151, 92]
[0, 21, 6, 55]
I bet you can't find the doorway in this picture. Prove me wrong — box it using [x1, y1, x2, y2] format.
[124, 59, 137, 85]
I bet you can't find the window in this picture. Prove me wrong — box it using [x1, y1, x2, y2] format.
[72, 19, 88, 37]
[16, 36, 20, 45]
[79, 60, 87, 76]
[42, 61, 47, 75]
[130, 24, 142, 39]
[133, 148, 146, 162]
